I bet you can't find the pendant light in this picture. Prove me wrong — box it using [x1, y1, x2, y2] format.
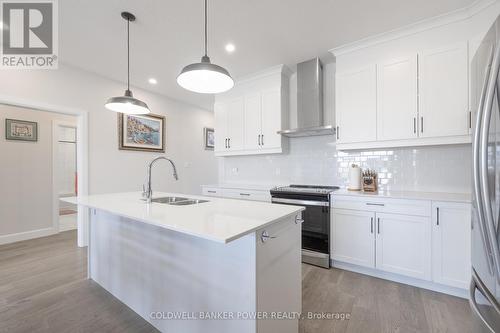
[105, 12, 150, 115]
[177, 0, 234, 94]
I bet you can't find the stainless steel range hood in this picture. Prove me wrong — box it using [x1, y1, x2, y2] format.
[278, 58, 335, 138]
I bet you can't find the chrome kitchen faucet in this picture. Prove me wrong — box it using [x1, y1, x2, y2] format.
[143, 157, 179, 203]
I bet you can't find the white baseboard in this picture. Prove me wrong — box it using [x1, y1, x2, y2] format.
[331, 260, 468, 299]
[0, 227, 57, 245]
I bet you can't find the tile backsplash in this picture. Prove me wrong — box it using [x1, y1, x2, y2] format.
[220, 136, 471, 193]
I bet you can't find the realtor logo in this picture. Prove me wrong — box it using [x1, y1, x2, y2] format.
[1, 0, 58, 69]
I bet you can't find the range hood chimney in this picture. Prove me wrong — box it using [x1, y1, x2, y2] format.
[278, 58, 335, 137]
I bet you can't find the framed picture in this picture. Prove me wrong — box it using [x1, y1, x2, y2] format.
[204, 127, 214, 150]
[118, 113, 165, 152]
[5, 119, 38, 142]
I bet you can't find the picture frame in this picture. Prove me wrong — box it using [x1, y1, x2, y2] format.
[5, 119, 38, 142]
[204, 127, 214, 150]
[118, 113, 165, 152]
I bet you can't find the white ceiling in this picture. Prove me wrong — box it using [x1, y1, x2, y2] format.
[60, 0, 476, 110]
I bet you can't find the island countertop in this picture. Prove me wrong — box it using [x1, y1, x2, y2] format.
[63, 192, 304, 243]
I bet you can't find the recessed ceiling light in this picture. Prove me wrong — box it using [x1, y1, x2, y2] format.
[225, 43, 235, 53]
[148, 78, 157, 85]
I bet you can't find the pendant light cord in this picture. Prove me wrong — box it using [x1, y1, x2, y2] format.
[127, 17, 130, 91]
[204, 0, 208, 57]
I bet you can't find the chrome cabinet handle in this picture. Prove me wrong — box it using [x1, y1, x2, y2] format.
[366, 203, 384, 207]
[239, 193, 250, 196]
[370, 217, 374, 234]
[420, 116, 424, 133]
[261, 230, 277, 243]
[469, 111, 472, 129]
[413, 117, 416, 134]
[436, 207, 440, 226]
[207, 190, 216, 193]
[258, 134, 261, 146]
[295, 215, 305, 224]
[261, 134, 264, 146]
[228, 138, 231, 149]
[336, 126, 339, 140]
[377, 218, 380, 234]
[480, 41, 500, 280]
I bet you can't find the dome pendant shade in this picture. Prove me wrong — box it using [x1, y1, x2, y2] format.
[105, 89, 150, 115]
[105, 12, 150, 115]
[177, 56, 234, 94]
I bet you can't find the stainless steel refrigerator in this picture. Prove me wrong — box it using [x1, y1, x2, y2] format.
[470, 14, 500, 333]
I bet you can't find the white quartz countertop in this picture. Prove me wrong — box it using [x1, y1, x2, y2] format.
[333, 189, 471, 203]
[202, 183, 281, 191]
[63, 192, 304, 244]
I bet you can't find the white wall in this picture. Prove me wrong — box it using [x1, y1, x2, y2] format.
[0, 105, 76, 237]
[0, 64, 218, 196]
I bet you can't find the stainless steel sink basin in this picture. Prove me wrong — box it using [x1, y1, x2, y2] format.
[151, 196, 188, 204]
[169, 199, 209, 206]
[147, 197, 209, 206]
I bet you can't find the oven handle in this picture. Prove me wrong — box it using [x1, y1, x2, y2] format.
[271, 198, 329, 207]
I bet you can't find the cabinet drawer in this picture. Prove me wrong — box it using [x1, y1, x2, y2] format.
[202, 187, 222, 197]
[332, 195, 431, 217]
[222, 189, 271, 202]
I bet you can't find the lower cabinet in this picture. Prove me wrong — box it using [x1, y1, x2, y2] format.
[376, 213, 431, 280]
[331, 197, 471, 291]
[202, 186, 271, 202]
[431, 201, 471, 289]
[332, 209, 375, 268]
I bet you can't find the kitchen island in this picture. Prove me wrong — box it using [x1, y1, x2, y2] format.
[63, 192, 304, 333]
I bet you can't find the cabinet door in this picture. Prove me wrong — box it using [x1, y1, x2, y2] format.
[332, 209, 375, 268]
[261, 89, 282, 149]
[244, 93, 262, 150]
[418, 42, 469, 138]
[432, 202, 471, 289]
[377, 55, 418, 141]
[375, 213, 431, 280]
[336, 65, 377, 143]
[226, 97, 245, 151]
[214, 102, 228, 152]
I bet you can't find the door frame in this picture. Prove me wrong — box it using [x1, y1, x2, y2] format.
[0, 94, 89, 247]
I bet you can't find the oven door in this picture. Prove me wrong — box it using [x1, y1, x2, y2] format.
[271, 196, 330, 268]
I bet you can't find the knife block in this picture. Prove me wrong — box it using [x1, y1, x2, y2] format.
[362, 175, 378, 192]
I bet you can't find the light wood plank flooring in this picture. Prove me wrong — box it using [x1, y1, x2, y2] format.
[0, 231, 474, 333]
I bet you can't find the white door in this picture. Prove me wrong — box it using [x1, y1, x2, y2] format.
[336, 65, 377, 144]
[214, 102, 228, 152]
[377, 55, 418, 141]
[244, 93, 262, 150]
[375, 213, 431, 280]
[226, 97, 245, 151]
[332, 209, 375, 268]
[261, 89, 282, 149]
[432, 202, 471, 289]
[418, 42, 469, 138]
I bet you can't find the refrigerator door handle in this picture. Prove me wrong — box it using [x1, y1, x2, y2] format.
[479, 41, 500, 281]
[470, 271, 500, 333]
[474, 43, 496, 275]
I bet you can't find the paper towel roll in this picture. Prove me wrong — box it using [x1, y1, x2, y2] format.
[348, 164, 362, 191]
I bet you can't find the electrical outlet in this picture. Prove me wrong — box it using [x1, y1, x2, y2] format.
[231, 167, 239, 175]
[275, 168, 281, 176]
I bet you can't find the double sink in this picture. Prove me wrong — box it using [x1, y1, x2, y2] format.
[148, 196, 209, 206]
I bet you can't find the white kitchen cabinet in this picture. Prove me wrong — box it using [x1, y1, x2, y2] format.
[418, 42, 469, 138]
[432, 202, 471, 289]
[214, 98, 245, 153]
[260, 89, 282, 150]
[376, 55, 418, 141]
[336, 65, 377, 144]
[332, 209, 375, 268]
[201, 185, 271, 202]
[215, 65, 289, 156]
[375, 213, 432, 280]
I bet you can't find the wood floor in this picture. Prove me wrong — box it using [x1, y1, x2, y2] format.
[0, 231, 474, 333]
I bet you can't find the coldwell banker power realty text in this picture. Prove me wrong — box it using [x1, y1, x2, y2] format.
[1, 0, 58, 69]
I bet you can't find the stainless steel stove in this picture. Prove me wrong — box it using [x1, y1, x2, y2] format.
[270, 185, 339, 268]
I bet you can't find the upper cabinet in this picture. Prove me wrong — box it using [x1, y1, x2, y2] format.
[377, 55, 418, 141]
[214, 66, 290, 156]
[336, 66, 377, 144]
[333, 42, 471, 150]
[419, 42, 469, 138]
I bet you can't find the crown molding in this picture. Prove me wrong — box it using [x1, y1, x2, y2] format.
[330, 0, 498, 57]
